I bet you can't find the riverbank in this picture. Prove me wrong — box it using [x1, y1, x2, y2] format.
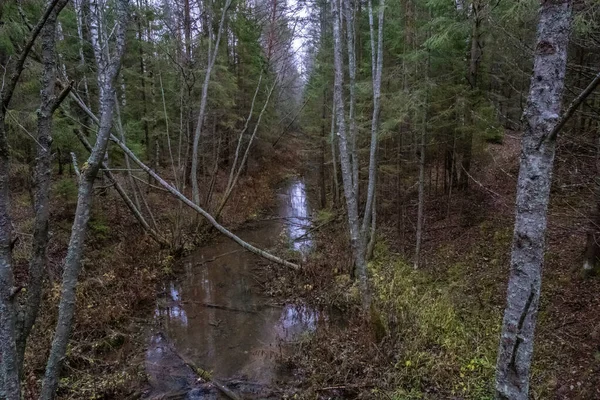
[145, 177, 327, 399]
[14, 137, 302, 399]
[261, 139, 600, 400]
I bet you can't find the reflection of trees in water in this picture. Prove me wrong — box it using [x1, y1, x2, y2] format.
[150, 179, 322, 384]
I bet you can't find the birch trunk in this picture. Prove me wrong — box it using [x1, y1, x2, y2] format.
[495, 1, 572, 399]
[190, 0, 233, 205]
[40, 1, 129, 397]
[361, 0, 384, 241]
[342, 0, 359, 196]
[332, 0, 370, 310]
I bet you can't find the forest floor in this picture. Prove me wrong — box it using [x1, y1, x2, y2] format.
[259, 132, 600, 399]
[12, 131, 600, 399]
[13, 138, 302, 399]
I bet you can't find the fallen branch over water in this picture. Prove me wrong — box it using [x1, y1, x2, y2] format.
[66, 88, 300, 270]
[153, 331, 242, 400]
[111, 135, 300, 270]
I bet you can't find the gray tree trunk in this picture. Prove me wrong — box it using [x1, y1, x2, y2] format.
[495, 1, 572, 399]
[342, 0, 359, 196]
[361, 0, 385, 243]
[330, 102, 340, 206]
[0, 1, 69, 397]
[190, 0, 232, 205]
[16, 0, 68, 373]
[332, 0, 370, 310]
[40, 1, 129, 398]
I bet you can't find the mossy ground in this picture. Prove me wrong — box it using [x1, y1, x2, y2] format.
[264, 138, 600, 399]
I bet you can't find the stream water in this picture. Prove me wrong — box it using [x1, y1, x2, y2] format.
[145, 179, 324, 399]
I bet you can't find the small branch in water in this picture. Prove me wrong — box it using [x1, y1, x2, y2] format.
[196, 249, 244, 265]
[291, 219, 332, 242]
[181, 301, 259, 314]
[161, 332, 243, 400]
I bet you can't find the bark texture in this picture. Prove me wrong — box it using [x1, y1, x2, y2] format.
[15, 0, 68, 373]
[495, 1, 572, 399]
[0, 1, 69, 398]
[40, 1, 129, 398]
[362, 0, 384, 243]
[332, 0, 370, 309]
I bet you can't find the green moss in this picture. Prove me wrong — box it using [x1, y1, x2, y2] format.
[370, 242, 499, 399]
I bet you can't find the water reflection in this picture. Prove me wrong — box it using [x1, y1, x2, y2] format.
[284, 180, 313, 254]
[149, 178, 323, 391]
[154, 283, 188, 326]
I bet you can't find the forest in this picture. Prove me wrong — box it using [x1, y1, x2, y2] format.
[0, 0, 598, 399]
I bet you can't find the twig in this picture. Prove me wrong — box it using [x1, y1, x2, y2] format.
[538, 70, 600, 148]
[196, 249, 244, 265]
[131, 175, 170, 193]
[71, 152, 80, 178]
[51, 80, 73, 113]
[6, 111, 44, 148]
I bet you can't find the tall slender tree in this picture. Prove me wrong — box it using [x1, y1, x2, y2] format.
[41, 0, 130, 397]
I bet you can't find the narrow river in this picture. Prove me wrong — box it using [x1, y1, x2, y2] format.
[145, 179, 323, 399]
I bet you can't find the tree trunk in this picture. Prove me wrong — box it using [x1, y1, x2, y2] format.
[0, 1, 69, 397]
[342, 0, 359, 197]
[320, 89, 328, 209]
[0, 116, 19, 400]
[361, 0, 385, 242]
[330, 103, 340, 207]
[332, 0, 370, 310]
[40, 1, 129, 397]
[495, 2, 572, 399]
[458, 0, 483, 190]
[16, 1, 66, 373]
[191, 0, 232, 205]
[414, 113, 426, 270]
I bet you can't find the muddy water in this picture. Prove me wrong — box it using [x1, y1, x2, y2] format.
[146, 179, 322, 398]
